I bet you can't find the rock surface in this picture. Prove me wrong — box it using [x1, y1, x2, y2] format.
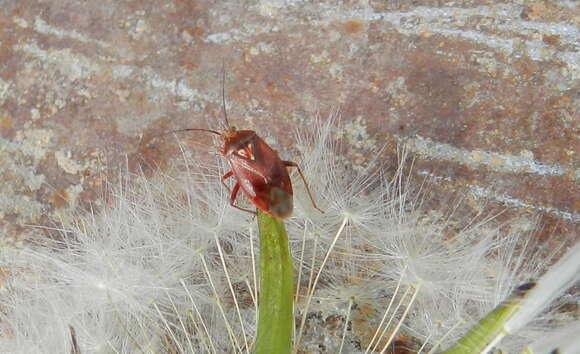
[1, 1, 578, 245]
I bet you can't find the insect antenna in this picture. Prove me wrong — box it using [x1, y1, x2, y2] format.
[150, 128, 222, 141]
[221, 64, 231, 129]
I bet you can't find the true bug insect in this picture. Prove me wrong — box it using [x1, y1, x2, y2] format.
[159, 73, 322, 219]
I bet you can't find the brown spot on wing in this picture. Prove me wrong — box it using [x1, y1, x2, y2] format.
[269, 187, 293, 218]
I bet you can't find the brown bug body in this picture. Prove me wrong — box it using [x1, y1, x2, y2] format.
[221, 128, 295, 218]
[168, 126, 320, 219]
[157, 71, 322, 219]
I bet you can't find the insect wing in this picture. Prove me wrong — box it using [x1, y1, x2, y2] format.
[228, 134, 293, 218]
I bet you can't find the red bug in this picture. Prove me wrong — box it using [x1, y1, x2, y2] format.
[159, 73, 322, 219]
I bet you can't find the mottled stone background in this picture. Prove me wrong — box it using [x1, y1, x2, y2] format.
[0, 0, 578, 244]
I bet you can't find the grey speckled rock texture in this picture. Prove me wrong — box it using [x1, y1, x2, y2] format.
[1, 0, 578, 245]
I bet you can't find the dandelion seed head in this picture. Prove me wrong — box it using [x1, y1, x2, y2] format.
[1, 114, 576, 353]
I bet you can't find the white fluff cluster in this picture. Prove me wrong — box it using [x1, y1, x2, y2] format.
[0, 118, 577, 353]
[0, 164, 255, 353]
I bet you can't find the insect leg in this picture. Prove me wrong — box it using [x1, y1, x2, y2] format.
[283, 161, 324, 213]
[221, 171, 234, 193]
[229, 182, 257, 215]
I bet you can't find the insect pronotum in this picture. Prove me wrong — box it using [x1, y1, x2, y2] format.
[160, 72, 323, 219]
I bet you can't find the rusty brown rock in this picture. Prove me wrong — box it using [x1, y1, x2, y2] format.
[0, 0, 578, 286]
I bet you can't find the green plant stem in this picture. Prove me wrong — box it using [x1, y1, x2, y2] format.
[441, 297, 521, 354]
[254, 210, 294, 354]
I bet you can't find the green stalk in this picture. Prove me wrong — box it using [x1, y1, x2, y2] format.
[442, 283, 533, 354]
[441, 301, 518, 353]
[254, 210, 294, 354]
